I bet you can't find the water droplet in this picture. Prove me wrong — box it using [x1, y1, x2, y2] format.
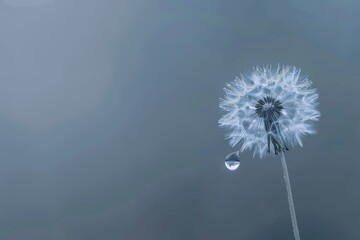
[225, 151, 240, 170]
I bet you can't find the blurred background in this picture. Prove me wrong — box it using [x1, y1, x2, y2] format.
[0, 0, 359, 239]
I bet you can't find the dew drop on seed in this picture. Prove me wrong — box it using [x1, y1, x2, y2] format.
[225, 151, 240, 170]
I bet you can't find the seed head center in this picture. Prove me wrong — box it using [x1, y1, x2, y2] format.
[255, 96, 283, 119]
[254, 96, 288, 154]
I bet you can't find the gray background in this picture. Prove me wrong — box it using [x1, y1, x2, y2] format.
[0, 0, 359, 239]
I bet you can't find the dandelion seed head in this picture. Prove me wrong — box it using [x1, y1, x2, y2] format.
[219, 65, 320, 158]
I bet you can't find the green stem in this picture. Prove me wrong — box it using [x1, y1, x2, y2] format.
[280, 152, 301, 240]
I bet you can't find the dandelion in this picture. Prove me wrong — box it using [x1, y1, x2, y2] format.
[219, 65, 320, 240]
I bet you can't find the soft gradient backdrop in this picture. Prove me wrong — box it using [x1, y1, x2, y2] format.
[0, 0, 359, 239]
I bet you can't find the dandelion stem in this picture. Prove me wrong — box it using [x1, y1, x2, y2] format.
[280, 152, 300, 240]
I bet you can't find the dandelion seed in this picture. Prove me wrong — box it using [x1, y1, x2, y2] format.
[219, 65, 320, 240]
